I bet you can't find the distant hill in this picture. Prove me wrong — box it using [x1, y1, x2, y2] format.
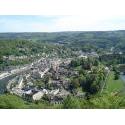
[0, 30, 125, 51]
[0, 30, 125, 41]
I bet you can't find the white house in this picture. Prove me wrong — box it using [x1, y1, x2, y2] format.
[17, 76, 24, 89]
[50, 89, 59, 95]
[32, 91, 44, 101]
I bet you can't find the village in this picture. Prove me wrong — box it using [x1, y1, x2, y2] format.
[5, 56, 75, 104]
[4, 51, 100, 104]
[0, 48, 113, 105]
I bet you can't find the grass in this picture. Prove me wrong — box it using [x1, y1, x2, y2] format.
[105, 71, 125, 93]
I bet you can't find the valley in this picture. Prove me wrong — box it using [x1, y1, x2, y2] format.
[0, 31, 125, 108]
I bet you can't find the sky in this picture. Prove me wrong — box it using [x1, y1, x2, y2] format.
[0, 0, 125, 32]
[0, 15, 125, 32]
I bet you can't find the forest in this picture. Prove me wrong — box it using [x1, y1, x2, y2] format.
[0, 30, 125, 51]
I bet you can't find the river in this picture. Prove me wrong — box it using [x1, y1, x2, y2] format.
[0, 75, 16, 94]
[0, 58, 45, 94]
[120, 74, 125, 82]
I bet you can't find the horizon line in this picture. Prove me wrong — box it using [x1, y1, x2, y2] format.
[0, 29, 125, 33]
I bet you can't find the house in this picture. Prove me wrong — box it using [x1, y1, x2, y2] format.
[76, 91, 86, 98]
[17, 76, 24, 89]
[23, 89, 34, 101]
[32, 67, 50, 79]
[11, 88, 24, 97]
[32, 91, 44, 101]
[105, 67, 110, 73]
[43, 89, 48, 94]
[50, 96, 64, 104]
[79, 55, 88, 59]
[27, 82, 33, 86]
[58, 89, 70, 97]
[50, 89, 59, 95]
[24, 89, 33, 95]
[31, 70, 41, 79]
[25, 74, 30, 80]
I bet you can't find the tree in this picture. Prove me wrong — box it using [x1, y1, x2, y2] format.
[71, 78, 80, 89]
[113, 67, 120, 80]
[114, 72, 119, 80]
[79, 74, 86, 86]
[79, 69, 86, 75]
[63, 96, 80, 109]
[81, 73, 102, 94]
[93, 59, 99, 66]
[70, 59, 80, 67]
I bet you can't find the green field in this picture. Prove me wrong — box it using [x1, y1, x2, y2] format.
[105, 71, 125, 93]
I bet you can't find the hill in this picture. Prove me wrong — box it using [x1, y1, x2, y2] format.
[0, 30, 125, 51]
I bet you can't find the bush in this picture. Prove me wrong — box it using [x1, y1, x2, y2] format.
[0, 94, 28, 109]
[63, 96, 81, 109]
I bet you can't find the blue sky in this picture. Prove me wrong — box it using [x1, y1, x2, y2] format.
[0, 0, 125, 32]
[0, 15, 125, 32]
[0, 16, 58, 32]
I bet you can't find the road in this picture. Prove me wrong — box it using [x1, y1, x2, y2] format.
[0, 57, 51, 94]
[0, 65, 32, 80]
[0, 57, 45, 80]
[0, 58, 44, 94]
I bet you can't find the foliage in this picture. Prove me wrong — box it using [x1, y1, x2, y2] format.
[70, 58, 106, 95]
[105, 71, 124, 93]
[1, 93, 125, 109]
[0, 94, 28, 109]
[63, 95, 81, 109]
[88, 93, 125, 108]
[1, 31, 125, 51]
[100, 54, 125, 66]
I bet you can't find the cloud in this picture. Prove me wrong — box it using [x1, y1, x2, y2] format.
[48, 16, 125, 31]
[0, 15, 125, 32]
[0, 0, 125, 32]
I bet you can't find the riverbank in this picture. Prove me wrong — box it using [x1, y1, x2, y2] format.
[104, 71, 125, 93]
[0, 74, 16, 94]
[120, 74, 125, 82]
